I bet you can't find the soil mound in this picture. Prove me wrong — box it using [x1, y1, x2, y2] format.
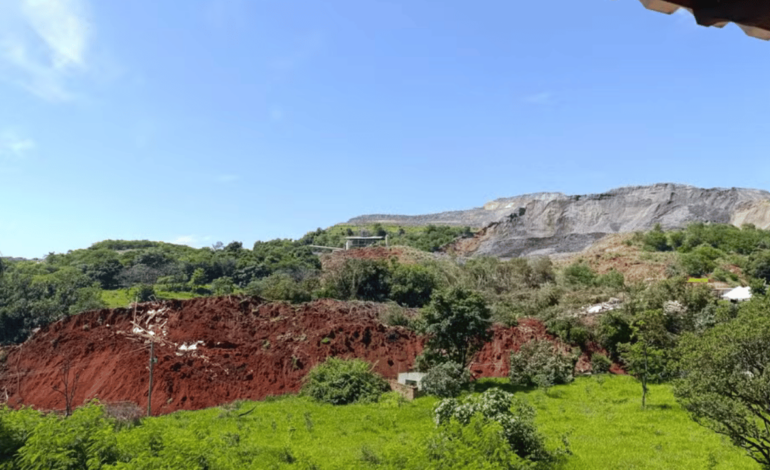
[0, 297, 605, 415]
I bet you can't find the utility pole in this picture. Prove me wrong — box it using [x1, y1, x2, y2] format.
[147, 341, 156, 416]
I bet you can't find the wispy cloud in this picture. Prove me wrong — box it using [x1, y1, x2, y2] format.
[522, 92, 554, 105]
[0, 0, 92, 101]
[216, 174, 239, 183]
[0, 129, 35, 158]
[169, 235, 212, 248]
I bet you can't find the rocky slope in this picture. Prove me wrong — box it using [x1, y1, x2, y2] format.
[347, 184, 770, 258]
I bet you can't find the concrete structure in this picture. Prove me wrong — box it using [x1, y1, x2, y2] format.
[722, 286, 752, 302]
[397, 372, 426, 390]
[344, 236, 387, 250]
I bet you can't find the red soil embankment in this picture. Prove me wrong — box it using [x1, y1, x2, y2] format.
[0, 296, 609, 416]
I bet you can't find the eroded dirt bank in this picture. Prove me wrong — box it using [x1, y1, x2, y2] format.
[0, 296, 598, 415]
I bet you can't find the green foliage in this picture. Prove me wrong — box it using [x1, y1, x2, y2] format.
[131, 284, 156, 303]
[594, 269, 625, 289]
[299, 224, 471, 253]
[433, 388, 552, 462]
[210, 276, 235, 295]
[509, 339, 576, 389]
[421, 287, 492, 368]
[0, 377, 762, 469]
[390, 263, 437, 308]
[675, 298, 770, 468]
[643, 224, 671, 252]
[421, 362, 470, 398]
[320, 259, 391, 302]
[245, 272, 314, 303]
[15, 402, 118, 470]
[562, 262, 596, 287]
[301, 358, 390, 405]
[749, 250, 770, 283]
[597, 311, 633, 360]
[590, 353, 612, 374]
[545, 317, 591, 348]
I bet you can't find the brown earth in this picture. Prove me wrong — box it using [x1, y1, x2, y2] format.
[0, 297, 607, 416]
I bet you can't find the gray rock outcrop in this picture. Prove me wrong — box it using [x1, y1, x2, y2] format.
[346, 184, 770, 258]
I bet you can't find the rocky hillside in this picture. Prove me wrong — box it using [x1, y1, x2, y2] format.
[347, 184, 770, 258]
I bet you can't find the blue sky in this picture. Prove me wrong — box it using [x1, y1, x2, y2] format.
[1, 0, 769, 258]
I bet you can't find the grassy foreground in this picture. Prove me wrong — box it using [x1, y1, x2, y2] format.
[93, 375, 756, 469]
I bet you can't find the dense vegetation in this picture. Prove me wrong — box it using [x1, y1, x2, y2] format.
[3, 221, 770, 468]
[0, 224, 469, 345]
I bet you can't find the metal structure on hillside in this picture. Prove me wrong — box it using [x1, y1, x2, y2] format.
[639, 0, 770, 39]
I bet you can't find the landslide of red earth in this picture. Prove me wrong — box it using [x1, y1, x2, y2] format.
[0, 296, 607, 416]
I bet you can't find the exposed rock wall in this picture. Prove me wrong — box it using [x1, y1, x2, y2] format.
[348, 184, 770, 258]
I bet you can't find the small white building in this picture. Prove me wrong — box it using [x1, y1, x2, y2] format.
[722, 286, 752, 302]
[397, 372, 426, 390]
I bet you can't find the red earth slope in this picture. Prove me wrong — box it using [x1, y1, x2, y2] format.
[0, 296, 600, 415]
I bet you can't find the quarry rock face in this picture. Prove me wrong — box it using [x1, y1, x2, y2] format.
[348, 184, 770, 258]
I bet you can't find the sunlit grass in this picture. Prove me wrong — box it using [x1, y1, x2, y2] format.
[108, 375, 758, 469]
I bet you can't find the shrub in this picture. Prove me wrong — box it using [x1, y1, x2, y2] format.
[421, 362, 470, 398]
[132, 284, 156, 302]
[595, 269, 625, 289]
[381, 303, 412, 328]
[245, 273, 313, 303]
[562, 262, 596, 287]
[643, 225, 671, 252]
[321, 259, 391, 302]
[509, 339, 575, 388]
[433, 388, 552, 462]
[590, 353, 612, 374]
[301, 358, 390, 405]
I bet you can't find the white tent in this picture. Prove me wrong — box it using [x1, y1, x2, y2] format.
[722, 286, 752, 302]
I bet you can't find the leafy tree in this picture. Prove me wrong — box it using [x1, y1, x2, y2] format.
[618, 309, 674, 409]
[390, 263, 436, 308]
[675, 303, 770, 467]
[301, 358, 389, 405]
[321, 259, 391, 302]
[211, 276, 236, 295]
[245, 273, 313, 303]
[421, 288, 492, 368]
[750, 250, 770, 283]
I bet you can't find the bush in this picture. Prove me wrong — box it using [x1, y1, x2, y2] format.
[595, 269, 625, 289]
[562, 262, 596, 287]
[643, 225, 671, 252]
[132, 284, 156, 302]
[421, 362, 470, 398]
[433, 388, 552, 462]
[590, 353, 612, 374]
[301, 358, 390, 405]
[381, 303, 412, 328]
[245, 273, 313, 303]
[509, 339, 575, 388]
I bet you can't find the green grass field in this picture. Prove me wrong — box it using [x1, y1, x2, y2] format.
[101, 288, 200, 308]
[103, 375, 757, 469]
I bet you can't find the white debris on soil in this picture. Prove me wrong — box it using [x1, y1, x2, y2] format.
[580, 297, 622, 316]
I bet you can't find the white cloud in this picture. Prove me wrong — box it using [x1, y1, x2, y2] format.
[523, 92, 554, 105]
[0, 0, 92, 101]
[169, 235, 212, 248]
[0, 129, 36, 158]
